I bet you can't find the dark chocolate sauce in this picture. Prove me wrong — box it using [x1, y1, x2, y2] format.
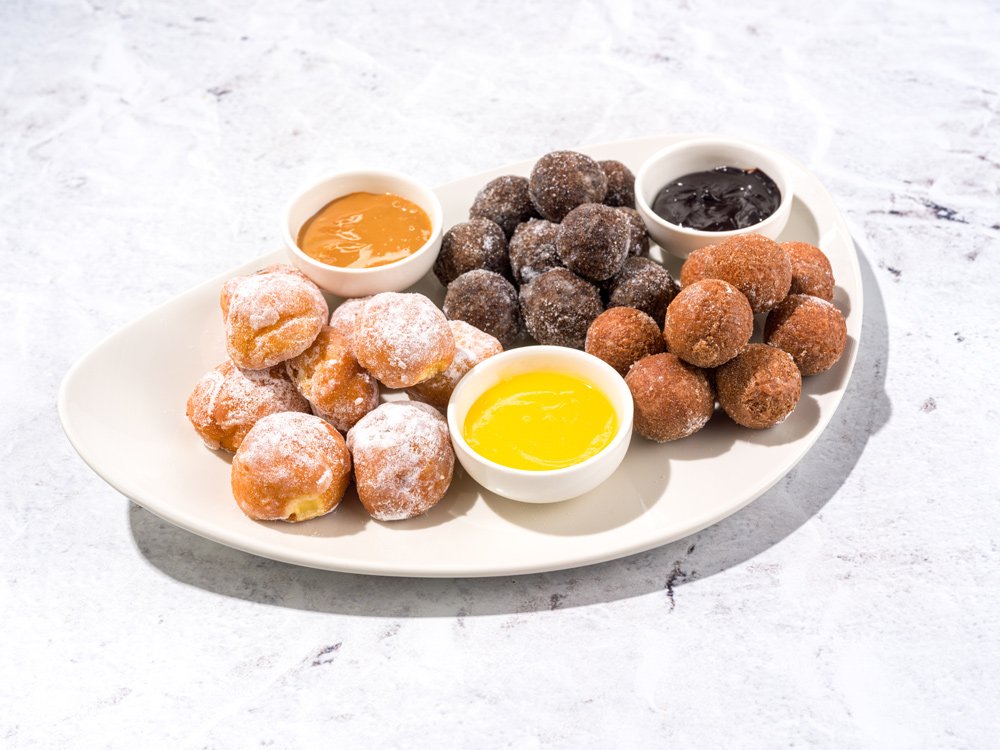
[652, 166, 780, 231]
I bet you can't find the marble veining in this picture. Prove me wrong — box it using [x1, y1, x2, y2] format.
[2, 0, 999, 747]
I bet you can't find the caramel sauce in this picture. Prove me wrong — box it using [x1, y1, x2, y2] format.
[297, 192, 432, 269]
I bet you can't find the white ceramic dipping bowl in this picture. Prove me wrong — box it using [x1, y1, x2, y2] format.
[447, 346, 634, 504]
[634, 137, 793, 259]
[283, 170, 443, 297]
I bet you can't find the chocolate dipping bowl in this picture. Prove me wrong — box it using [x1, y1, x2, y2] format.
[634, 137, 793, 259]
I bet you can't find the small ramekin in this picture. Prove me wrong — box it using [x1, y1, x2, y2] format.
[283, 169, 443, 297]
[447, 346, 634, 504]
[634, 137, 793, 259]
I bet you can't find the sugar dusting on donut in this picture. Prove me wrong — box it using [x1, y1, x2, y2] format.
[186, 360, 310, 452]
[224, 268, 328, 370]
[232, 411, 352, 522]
[346, 401, 454, 521]
[354, 293, 455, 388]
[284, 326, 379, 432]
[328, 296, 371, 352]
[236, 412, 339, 488]
[407, 320, 503, 409]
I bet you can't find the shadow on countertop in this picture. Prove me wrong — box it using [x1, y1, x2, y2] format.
[129, 244, 891, 617]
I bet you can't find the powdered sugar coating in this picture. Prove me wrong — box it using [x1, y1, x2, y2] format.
[664, 278, 753, 368]
[508, 218, 563, 285]
[220, 265, 311, 320]
[407, 320, 503, 409]
[328, 296, 371, 352]
[354, 292, 455, 388]
[224, 267, 328, 370]
[186, 360, 310, 452]
[625, 353, 715, 443]
[346, 401, 455, 521]
[285, 326, 379, 432]
[231, 411, 351, 522]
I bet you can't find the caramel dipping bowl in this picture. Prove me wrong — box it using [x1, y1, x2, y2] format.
[634, 137, 793, 259]
[283, 170, 443, 297]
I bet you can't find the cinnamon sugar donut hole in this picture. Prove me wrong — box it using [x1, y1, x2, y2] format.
[585, 307, 664, 376]
[716, 344, 802, 429]
[407, 320, 503, 410]
[354, 292, 455, 389]
[679, 234, 792, 313]
[782, 241, 835, 301]
[231, 412, 351, 523]
[764, 294, 847, 376]
[664, 279, 753, 368]
[224, 267, 328, 370]
[347, 401, 455, 521]
[285, 327, 379, 432]
[679, 244, 715, 289]
[529, 150, 608, 222]
[625, 353, 715, 443]
[186, 360, 310, 452]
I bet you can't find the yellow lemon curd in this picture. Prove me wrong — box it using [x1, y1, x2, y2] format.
[463, 371, 617, 471]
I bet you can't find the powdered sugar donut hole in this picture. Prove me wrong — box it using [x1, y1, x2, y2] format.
[327, 296, 371, 352]
[353, 292, 456, 389]
[224, 265, 329, 370]
[347, 401, 455, 521]
[284, 326, 379, 432]
[407, 320, 503, 409]
[186, 360, 311, 452]
[231, 412, 352, 522]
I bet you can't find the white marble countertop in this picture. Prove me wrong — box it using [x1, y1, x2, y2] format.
[3, 0, 999, 747]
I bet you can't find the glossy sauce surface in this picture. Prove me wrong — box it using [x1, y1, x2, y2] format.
[297, 191, 432, 269]
[652, 166, 780, 231]
[463, 371, 617, 471]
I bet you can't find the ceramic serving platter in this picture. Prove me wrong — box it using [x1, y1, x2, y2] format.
[58, 133, 862, 577]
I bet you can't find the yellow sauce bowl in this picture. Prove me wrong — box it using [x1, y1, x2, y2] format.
[447, 347, 634, 503]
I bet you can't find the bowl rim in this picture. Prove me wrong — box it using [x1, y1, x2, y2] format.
[446, 345, 634, 479]
[282, 168, 444, 276]
[634, 135, 793, 241]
